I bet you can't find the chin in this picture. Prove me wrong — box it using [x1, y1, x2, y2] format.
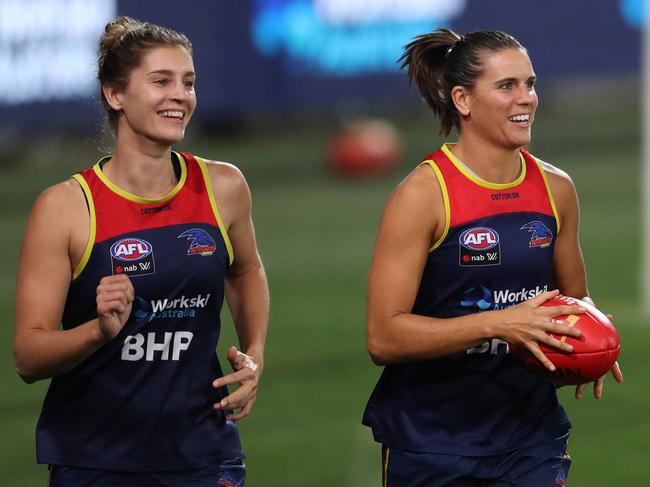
[154, 130, 186, 146]
[505, 134, 531, 149]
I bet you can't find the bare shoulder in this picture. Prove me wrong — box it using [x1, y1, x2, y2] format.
[202, 159, 250, 198]
[537, 159, 575, 194]
[32, 178, 86, 222]
[200, 159, 251, 229]
[22, 177, 88, 263]
[390, 163, 442, 208]
[380, 163, 445, 242]
[536, 158, 580, 221]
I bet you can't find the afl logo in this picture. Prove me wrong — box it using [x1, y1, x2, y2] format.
[110, 238, 153, 261]
[459, 227, 499, 250]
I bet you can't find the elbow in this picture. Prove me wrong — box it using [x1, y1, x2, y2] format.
[15, 364, 38, 384]
[14, 350, 39, 384]
[366, 318, 395, 366]
[367, 340, 389, 366]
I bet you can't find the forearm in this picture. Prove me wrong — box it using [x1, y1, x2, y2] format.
[367, 310, 500, 365]
[225, 263, 269, 368]
[14, 319, 107, 383]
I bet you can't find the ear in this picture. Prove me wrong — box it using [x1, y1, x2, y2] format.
[450, 85, 471, 117]
[102, 83, 124, 111]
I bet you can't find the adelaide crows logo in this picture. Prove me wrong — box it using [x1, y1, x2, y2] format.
[177, 228, 217, 256]
[521, 221, 553, 248]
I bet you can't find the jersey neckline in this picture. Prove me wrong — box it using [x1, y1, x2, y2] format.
[441, 143, 527, 190]
[92, 151, 188, 204]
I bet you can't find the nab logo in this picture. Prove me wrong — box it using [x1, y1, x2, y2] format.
[110, 237, 155, 277]
[460, 227, 499, 250]
[459, 227, 501, 266]
[110, 238, 153, 261]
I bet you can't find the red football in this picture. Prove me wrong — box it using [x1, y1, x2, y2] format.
[327, 119, 400, 177]
[510, 296, 621, 385]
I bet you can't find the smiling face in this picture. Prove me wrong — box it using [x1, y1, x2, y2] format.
[454, 48, 537, 150]
[105, 45, 197, 147]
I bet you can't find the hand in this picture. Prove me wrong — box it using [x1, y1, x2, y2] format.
[212, 346, 261, 421]
[575, 312, 624, 399]
[96, 274, 134, 341]
[575, 361, 623, 399]
[498, 290, 584, 371]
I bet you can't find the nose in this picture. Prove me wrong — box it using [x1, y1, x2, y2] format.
[169, 80, 192, 103]
[517, 85, 536, 105]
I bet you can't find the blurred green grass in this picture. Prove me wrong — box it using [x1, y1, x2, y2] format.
[1, 104, 648, 486]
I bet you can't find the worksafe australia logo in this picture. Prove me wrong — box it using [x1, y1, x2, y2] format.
[132, 293, 212, 322]
[460, 285, 548, 311]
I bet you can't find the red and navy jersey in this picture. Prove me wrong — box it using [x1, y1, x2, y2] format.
[36, 152, 242, 471]
[363, 144, 571, 455]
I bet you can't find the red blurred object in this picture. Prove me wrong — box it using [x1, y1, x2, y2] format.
[327, 119, 400, 177]
[510, 296, 621, 385]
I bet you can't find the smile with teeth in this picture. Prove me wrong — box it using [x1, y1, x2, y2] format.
[159, 110, 184, 120]
[508, 114, 530, 123]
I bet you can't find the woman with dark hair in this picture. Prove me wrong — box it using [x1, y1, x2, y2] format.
[363, 28, 622, 486]
[14, 16, 268, 486]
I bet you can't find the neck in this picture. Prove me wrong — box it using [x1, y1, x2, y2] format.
[451, 134, 522, 184]
[103, 132, 178, 199]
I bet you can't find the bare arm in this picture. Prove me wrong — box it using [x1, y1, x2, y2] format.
[542, 162, 623, 397]
[206, 162, 269, 420]
[542, 162, 588, 298]
[366, 165, 583, 368]
[223, 166, 268, 370]
[13, 181, 133, 383]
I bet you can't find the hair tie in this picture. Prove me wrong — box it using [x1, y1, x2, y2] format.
[445, 36, 463, 58]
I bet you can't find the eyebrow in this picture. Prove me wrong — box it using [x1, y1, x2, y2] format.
[493, 75, 536, 85]
[147, 69, 196, 77]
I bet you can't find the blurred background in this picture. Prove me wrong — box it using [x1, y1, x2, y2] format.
[1, 0, 648, 485]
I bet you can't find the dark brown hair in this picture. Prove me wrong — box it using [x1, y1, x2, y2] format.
[98, 16, 193, 132]
[400, 28, 525, 136]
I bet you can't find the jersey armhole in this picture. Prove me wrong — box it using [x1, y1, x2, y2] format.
[70, 174, 96, 280]
[420, 160, 450, 252]
[534, 159, 561, 233]
[194, 156, 234, 265]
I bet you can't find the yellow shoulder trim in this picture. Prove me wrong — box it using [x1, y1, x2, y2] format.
[441, 143, 526, 190]
[71, 174, 96, 280]
[420, 160, 450, 252]
[195, 156, 234, 265]
[535, 158, 561, 233]
[92, 152, 187, 204]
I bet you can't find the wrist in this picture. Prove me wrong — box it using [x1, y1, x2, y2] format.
[90, 318, 111, 347]
[481, 310, 503, 340]
[244, 349, 264, 371]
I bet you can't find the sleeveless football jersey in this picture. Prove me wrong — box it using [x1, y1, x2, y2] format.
[36, 152, 243, 471]
[363, 144, 571, 455]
